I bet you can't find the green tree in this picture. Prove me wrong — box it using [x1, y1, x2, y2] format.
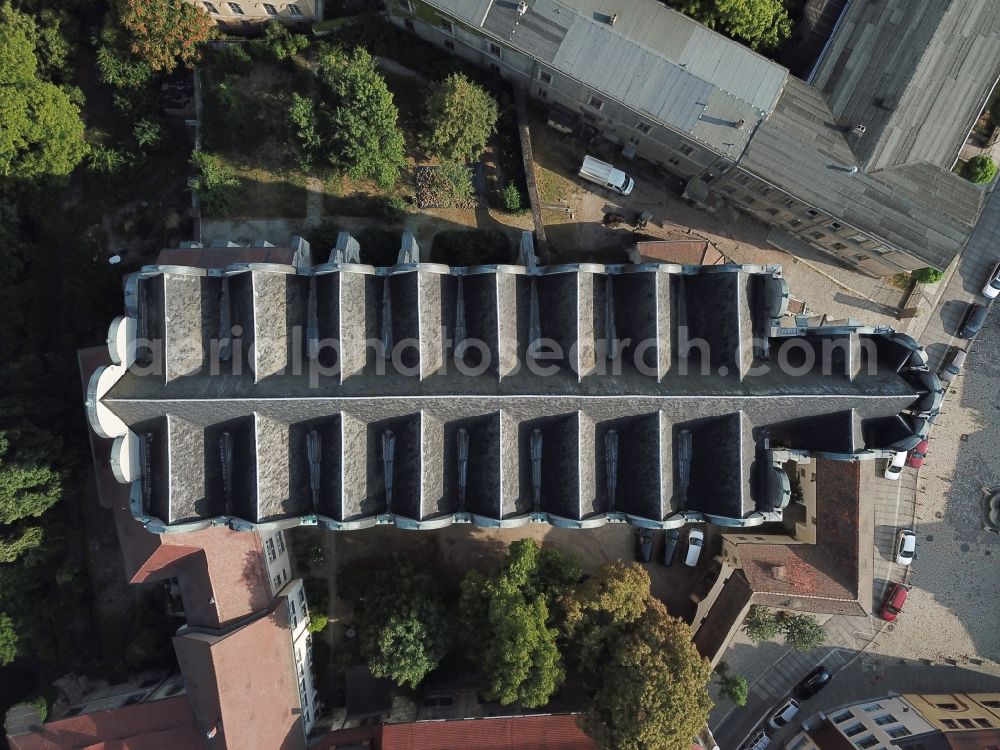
[581, 599, 713, 750]
[458, 540, 576, 707]
[742, 605, 780, 643]
[133, 119, 162, 150]
[251, 19, 309, 62]
[663, 0, 791, 51]
[289, 92, 321, 170]
[0, 13, 87, 178]
[116, 0, 214, 73]
[0, 431, 63, 525]
[307, 612, 329, 633]
[310, 45, 407, 187]
[342, 559, 451, 689]
[502, 182, 525, 213]
[421, 72, 499, 162]
[714, 662, 748, 706]
[964, 155, 997, 184]
[0, 526, 44, 564]
[0, 5, 74, 83]
[777, 612, 825, 652]
[0, 612, 17, 666]
[189, 151, 239, 215]
[911, 267, 943, 284]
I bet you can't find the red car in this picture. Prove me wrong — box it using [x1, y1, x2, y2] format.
[907, 440, 928, 469]
[881, 582, 909, 621]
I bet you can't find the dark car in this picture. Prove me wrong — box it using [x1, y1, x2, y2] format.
[661, 528, 680, 566]
[907, 439, 928, 469]
[635, 528, 654, 563]
[881, 582, 909, 622]
[958, 302, 988, 339]
[794, 665, 832, 699]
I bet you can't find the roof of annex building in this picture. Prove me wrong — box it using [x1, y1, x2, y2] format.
[810, 0, 1000, 172]
[424, 0, 789, 159]
[84, 241, 936, 537]
[739, 77, 985, 271]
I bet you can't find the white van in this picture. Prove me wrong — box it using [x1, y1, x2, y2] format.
[685, 528, 704, 567]
[578, 155, 635, 195]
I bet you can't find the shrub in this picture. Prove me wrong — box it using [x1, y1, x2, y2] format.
[133, 119, 163, 150]
[308, 613, 329, 633]
[188, 151, 239, 215]
[431, 229, 513, 266]
[87, 145, 131, 175]
[289, 93, 321, 170]
[777, 612, 825, 652]
[382, 195, 410, 223]
[715, 662, 748, 706]
[250, 20, 310, 62]
[415, 163, 475, 209]
[742, 605, 780, 643]
[964, 155, 997, 184]
[502, 182, 525, 213]
[911, 267, 943, 284]
[213, 43, 253, 76]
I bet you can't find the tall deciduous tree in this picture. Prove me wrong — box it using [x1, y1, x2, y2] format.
[342, 560, 452, 689]
[0, 12, 86, 178]
[742, 604, 780, 642]
[0, 612, 18, 666]
[116, 0, 214, 72]
[310, 46, 407, 188]
[458, 540, 576, 707]
[662, 0, 792, 51]
[580, 599, 713, 750]
[777, 612, 825, 652]
[421, 73, 499, 162]
[0, 432, 62, 526]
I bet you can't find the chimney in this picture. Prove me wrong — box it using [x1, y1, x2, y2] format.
[853, 124, 866, 135]
[516, 1, 527, 15]
[734, 118, 745, 129]
[610, 13, 618, 25]
[771, 565, 787, 581]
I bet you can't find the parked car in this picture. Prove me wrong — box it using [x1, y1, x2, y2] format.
[662, 528, 680, 566]
[884, 451, 907, 480]
[938, 347, 967, 384]
[684, 528, 705, 567]
[768, 698, 800, 730]
[742, 730, 770, 750]
[907, 439, 928, 469]
[895, 529, 917, 565]
[635, 528, 654, 563]
[794, 665, 832, 699]
[982, 259, 1000, 299]
[881, 582, 909, 621]
[958, 302, 988, 338]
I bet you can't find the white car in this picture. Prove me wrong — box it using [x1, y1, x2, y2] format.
[768, 698, 800, 730]
[982, 260, 1000, 299]
[684, 528, 705, 567]
[895, 529, 916, 565]
[883, 451, 907, 481]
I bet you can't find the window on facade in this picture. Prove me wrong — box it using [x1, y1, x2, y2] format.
[265, 538, 276, 562]
[758, 185, 772, 196]
[273, 575, 281, 588]
[832, 242, 847, 250]
[282, 568, 288, 582]
[982, 701, 1000, 708]
[679, 143, 696, 157]
[667, 157, 681, 167]
[828, 221, 843, 230]
[628, 135, 640, 145]
[588, 95, 604, 110]
[941, 719, 959, 729]
[444, 39, 455, 50]
[937, 703, 960, 711]
[854, 254, 868, 261]
[855, 737, 879, 750]
[720, 185, 735, 194]
[849, 233, 867, 244]
[489, 62, 500, 74]
[276, 531, 285, 553]
[783, 198, 796, 208]
[805, 208, 819, 218]
[833, 711, 855, 723]
[742, 196, 756, 206]
[887, 727, 910, 739]
[288, 4, 303, 15]
[489, 42, 502, 58]
[538, 87, 547, 99]
[843, 722, 866, 737]
[636, 121, 652, 134]
[404, 18, 414, 30]
[810, 231, 825, 240]
[227, 2, 244, 13]
[975, 719, 995, 728]
[440, 19, 454, 33]
[539, 70, 552, 84]
[734, 173, 751, 185]
[203, 1, 219, 12]
[765, 208, 779, 216]
[874, 715, 896, 726]
[263, 3, 277, 14]
[789, 219, 802, 228]
[958, 719, 977, 729]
